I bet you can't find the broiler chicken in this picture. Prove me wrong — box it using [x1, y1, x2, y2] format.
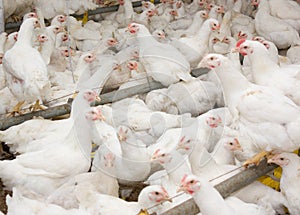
[236, 39, 300, 106]
[252, 0, 300, 49]
[170, 18, 220, 68]
[178, 174, 274, 215]
[268, 0, 300, 32]
[127, 22, 192, 86]
[268, 152, 300, 215]
[3, 18, 51, 115]
[198, 53, 300, 167]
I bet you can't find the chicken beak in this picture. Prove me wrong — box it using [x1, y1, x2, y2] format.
[197, 59, 207, 68]
[176, 185, 186, 193]
[163, 197, 173, 203]
[35, 22, 41, 29]
[176, 144, 185, 151]
[267, 154, 276, 164]
[95, 95, 101, 102]
[175, 145, 181, 151]
[150, 156, 157, 162]
[98, 113, 106, 121]
[231, 47, 240, 53]
[118, 134, 126, 142]
[267, 158, 275, 164]
[236, 145, 243, 152]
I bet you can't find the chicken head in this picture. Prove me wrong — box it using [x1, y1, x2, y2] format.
[177, 174, 201, 195]
[151, 149, 172, 164]
[145, 185, 172, 203]
[198, 54, 222, 69]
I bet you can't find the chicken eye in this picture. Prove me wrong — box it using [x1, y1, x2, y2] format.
[211, 117, 215, 120]
[155, 191, 160, 195]
[161, 153, 166, 157]
[229, 142, 233, 145]
[243, 45, 248, 49]
[210, 57, 214, 60]
[190, 180, 195, 184]
[280, 158, 284, 161]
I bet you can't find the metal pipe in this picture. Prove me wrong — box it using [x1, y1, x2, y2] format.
[158, 160, 277, 215]
[5, 0, 162, 30]
[0, 103, 71, 130]
[0, 0, 4, 33]
[0, 67, 209, 130]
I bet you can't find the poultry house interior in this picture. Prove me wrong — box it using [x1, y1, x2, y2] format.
[0, 0, 300, 214]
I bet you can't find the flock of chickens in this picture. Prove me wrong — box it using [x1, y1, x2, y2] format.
[0, 0, 299, 214]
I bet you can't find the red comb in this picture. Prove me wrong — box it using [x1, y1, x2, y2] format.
[181, 174, 188, 184]
[179, 136, 185, 143]
[161, 186, 168, 195]
[153, 149, 161, 155]
[236, 38, 246, 48]
[106, 153, 114, 160]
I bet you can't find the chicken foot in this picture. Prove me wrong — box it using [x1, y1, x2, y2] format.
[6, 101, 25, 117]
[29, 100, 47, 112]
[243, 150, 273, 168]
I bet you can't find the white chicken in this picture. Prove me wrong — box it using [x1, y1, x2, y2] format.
[46, 171, 119, 209]
[6, 187, 90, 215]
[32, 0, 98, 19]
[146, 77, 220, 116]
[198, 53, 300, 166]
[77, 185, 172, 215]
[268, 152, 300, 215]
[0, 90, 100, 154]
[236, 39, 300, 106]
[127, 22, 192, 86]
[92, 124, 151, 184]
[0, 106, 103, 196]
[252, 0, 300, 49]
[286, 45, 300, 65]
[170, 10, 209, 38]
[170, 18, 220, 68]
[268, 0, 300, 32]
[178, 174, 274, 215]
[3, 0, 33, 22]
[3, 18, 51, 115]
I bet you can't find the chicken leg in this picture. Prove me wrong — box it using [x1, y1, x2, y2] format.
[29, 100, 47, 112]
[6, 101, 25, 117]
[243, 150, 272, 168]
[137, 209, 150, 215]
[71, 91, 78, 99]
[11, 14, 22, 23]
